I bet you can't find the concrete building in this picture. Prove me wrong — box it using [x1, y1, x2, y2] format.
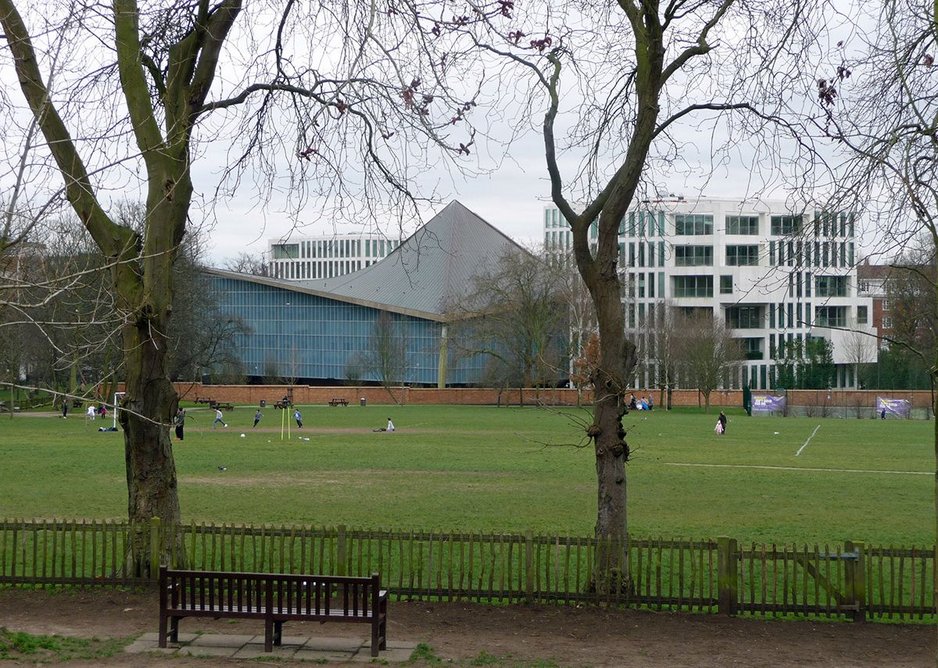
[210, 202, 523, 386]
[268, 233, 400, 280]
[544, 197, 876, 389]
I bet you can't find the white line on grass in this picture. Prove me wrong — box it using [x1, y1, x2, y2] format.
[795, 424, 821, 457]
[665, 462, 929, 476]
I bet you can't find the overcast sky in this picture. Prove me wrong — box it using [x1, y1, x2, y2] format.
[199, 119, 804, 266]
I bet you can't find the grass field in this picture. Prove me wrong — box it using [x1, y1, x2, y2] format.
[0, 404, 933, 546]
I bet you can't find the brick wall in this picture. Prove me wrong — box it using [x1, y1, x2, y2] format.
[141, 382, 935, 411]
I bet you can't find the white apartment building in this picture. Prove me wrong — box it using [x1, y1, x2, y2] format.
[544, 197, 876, 390]
[268, 233, 400, 280]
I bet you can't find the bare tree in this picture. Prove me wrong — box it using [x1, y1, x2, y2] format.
[0, 0, 486, 569]
[451, 0, 823, 583]
[818, 3, 938, 640]
[223, 252, 269, 277]
[448, 245, 568, 402]
[366, 311, 408, 402]
[842, 328, 876, 389]
[672, 309, 742, 411]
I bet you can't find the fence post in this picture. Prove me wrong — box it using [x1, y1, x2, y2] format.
[717, 536, 738, 616]
[844, 540, 865, 622]
[149, 517, 161, 581]
[336, 525, 347, 576]
[525, 530, 535, 604]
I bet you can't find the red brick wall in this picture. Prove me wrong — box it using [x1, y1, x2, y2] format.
[149, 382, 936, 410]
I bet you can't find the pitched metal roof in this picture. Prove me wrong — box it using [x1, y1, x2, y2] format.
[206, 201, 525, 322]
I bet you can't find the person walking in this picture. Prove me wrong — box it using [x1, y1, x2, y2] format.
[212, 407, 227, 429]
[293, 408, 303, 428]
[717, 411, 727, 435]
[174, 408, 186, 441]
[253, 409, 263, 428]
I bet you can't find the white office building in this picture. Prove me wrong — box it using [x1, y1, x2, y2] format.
[268, 233, 400, 280]
[544, 197, 876, 389]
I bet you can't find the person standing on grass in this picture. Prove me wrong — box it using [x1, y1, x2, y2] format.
[87, 404, 96, 420]
[718, 411, 727, 435]
[61, 398, 69, 418]
[253, 409, 263, 428]
[174, 408, 186, 441]
[386, 417, 395, 432]
[293, 408, 303, 428]
[213, 407, 227, 429]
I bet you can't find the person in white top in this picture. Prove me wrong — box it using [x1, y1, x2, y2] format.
[386, 417, 395, 432]
[212, 408, 227, 429]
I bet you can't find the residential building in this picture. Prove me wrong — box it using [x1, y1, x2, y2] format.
[268, 233, 400, 280]
[544, 197, 876, 389]
[856, 259, 891, 348]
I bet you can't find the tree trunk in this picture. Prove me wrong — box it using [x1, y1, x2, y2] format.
[588, 254, 636, 591]
[119, 311, 183, 574]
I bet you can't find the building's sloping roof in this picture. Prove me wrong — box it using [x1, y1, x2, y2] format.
[206, 201, 524, 321]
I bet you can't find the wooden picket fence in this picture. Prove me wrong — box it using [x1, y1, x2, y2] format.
[0, 519, 933, 621]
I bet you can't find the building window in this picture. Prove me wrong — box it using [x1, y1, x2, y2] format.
[672, 275, 713, 297]
[815, 306, 847, 328]
[882, 316, 892, 329]
[726, 305, 763, 329]
[674, 214, 713, 235]
[857, 305, 868, 324]
[726, 215, 759, 235]
[770, 215, 803, 236]
[720, 275, 733, 294]
[743, 337, 763, 360]
[726, 245, 759, 266]
[815, 275, 847, 297]
[271, 243, 300, 260]
[881, 299, 889, 312]
[674, 245, 713, 266]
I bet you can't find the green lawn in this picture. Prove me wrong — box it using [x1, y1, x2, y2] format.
[0, 404, 932, 546]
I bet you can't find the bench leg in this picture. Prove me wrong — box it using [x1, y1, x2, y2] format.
[273, 621, 283, 646]
[158, 611, 168, 648]
[264, 617, 273, 652]
[170, 617, 179, 643]
[379, 597, 388, 650]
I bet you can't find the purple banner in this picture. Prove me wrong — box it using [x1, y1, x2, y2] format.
[876, 397, 911, 419]
[752, 393, 786, 414]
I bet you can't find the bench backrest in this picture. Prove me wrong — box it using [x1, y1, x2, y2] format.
[160, 567, 382, 617]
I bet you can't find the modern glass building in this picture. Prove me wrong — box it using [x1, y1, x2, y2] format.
[209, 202, 523, 386]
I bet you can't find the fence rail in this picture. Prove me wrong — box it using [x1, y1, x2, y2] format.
[0, 519, 933, 621]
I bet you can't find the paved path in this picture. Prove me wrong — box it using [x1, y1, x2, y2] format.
[127, 632, 417, 663]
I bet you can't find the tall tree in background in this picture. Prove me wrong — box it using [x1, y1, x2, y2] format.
[673, 310, 742, 411]
[457, 0, 822, 583]
[366, 311, 409, 402]
[448, 246, 568, 402]
[0, 0, 482, 569]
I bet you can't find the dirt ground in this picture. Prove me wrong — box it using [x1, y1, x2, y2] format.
[0, 588, 932, 667]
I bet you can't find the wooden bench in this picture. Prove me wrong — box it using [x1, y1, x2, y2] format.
[328, 398, 349, 407]
[158, 567, 388, 656]
[208, 400, 234, 411]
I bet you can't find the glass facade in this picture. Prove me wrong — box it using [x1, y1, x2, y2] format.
[210, 276, 487, 385]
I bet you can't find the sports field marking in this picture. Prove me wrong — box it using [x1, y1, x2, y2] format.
[665, 462, 930, 476]
[795, 424, 821, 457]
